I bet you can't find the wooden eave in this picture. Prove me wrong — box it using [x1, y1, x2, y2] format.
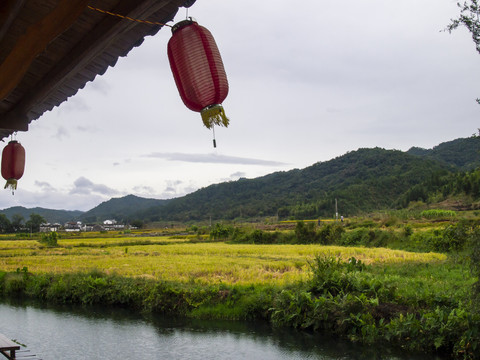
[0, 0, 192, 140]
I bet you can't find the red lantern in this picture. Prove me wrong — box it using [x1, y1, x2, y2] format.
[1, 140, 25, 191]
[168, 19, 229, 129]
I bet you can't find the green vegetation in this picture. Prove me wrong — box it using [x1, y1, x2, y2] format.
[38, 231, 58, 247]
[448, 1, 480, 59]
[0, 137, 480, 358]
[421, 209, 457, 219]
[407, 136, 480, 170]
[138, 148, 451, 221]
[1, 137, 478, 225]
[0, 213, 46, 234]
[0, 214, 479, 358]
[398, 167, 480, 208]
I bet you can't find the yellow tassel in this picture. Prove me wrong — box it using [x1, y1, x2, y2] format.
[4, 179, 17, 190]
[201, 104, 229, 129]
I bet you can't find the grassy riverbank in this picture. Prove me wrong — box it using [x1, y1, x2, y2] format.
[0, 218, 479, 359]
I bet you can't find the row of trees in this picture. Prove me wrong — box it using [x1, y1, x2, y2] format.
[0, 213, 46, 233]
[398, 168, 480, 208]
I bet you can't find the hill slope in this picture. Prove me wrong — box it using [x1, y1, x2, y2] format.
[2, 137, 477, 223]
[0, 206, 83, 223]
[407, 136, 480, 170]
[79, 194, 170, 222]
[137, 148, 451, 221]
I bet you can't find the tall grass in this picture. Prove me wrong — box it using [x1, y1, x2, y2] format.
[0, 239, 445, 285]
[0, 223, 478, 359]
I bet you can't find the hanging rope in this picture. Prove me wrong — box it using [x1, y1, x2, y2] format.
[212, 125, 217, 148]
[87, 5, 173, 27]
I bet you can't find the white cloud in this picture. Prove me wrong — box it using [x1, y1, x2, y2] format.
[230, 172, 246, 179]
[69, 177, 121, 196]
[34, 181, 55, 191]
[54, 126, 69, 140]
[144, 152, 287, 166]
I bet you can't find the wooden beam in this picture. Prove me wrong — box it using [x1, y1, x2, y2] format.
[0, 0, 27, 44]
[3, 0, 176, 122]
[0, 0, 89, 101]
[0, 109, 29, 131]
[0, 0, 182, 135]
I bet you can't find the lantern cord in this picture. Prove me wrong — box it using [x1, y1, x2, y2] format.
[212, 126, 217, 148]
[87, 6, 173, 27]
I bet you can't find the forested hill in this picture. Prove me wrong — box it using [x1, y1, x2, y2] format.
[407, 136, 480, 170]
[138, 148, 451, 222]
[0, 207, 82, 224]
[79, 194, 170, 223]
[2, 137, 477, 223]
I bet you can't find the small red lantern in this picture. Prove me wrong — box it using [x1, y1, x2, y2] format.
[168, 19, 229, 129]
[1, 140, 25, 192]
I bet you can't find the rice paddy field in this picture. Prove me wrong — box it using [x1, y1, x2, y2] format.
[0, 234, 446, 285]
[1, 225, 478, 358]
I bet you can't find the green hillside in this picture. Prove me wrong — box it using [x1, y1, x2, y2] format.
[138, 148, 451, 222]
[2, 136, 478, 224]
[398, 166, 480, 209]
[0, 206, 83, 224]
[79, 194, 170, 223]
[407, 136, 480, 170]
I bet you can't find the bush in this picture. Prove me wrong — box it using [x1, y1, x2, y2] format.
[308, 256, 366, 297]
[470, 228, 480, 312]
[317, 223, 345, 245]
[338, 228, 371, 246]
[210, 223, 235, 240]
[421, 209, 457, 219]
[39, 231, 58, 247]
[295, 221, 319, 243]
[408, 222, 471, 253]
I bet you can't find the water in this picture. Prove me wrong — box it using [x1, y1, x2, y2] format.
[0, 301, 446, 360]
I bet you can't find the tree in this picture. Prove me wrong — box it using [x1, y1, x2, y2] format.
[25, 213, 46, 233]
[39, 231, 58, 247]
[130, 219, 144, 229]
[0, 214, 12, 233]
[11, 214, 24, 232]
[447, 0, 480, 104]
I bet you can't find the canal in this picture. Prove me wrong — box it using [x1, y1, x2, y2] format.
[0, 301, 447, 359]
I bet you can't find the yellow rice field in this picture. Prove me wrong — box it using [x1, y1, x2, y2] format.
[0, 237, 446, 285]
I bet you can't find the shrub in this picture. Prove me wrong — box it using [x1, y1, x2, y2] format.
[470, 228, 480, 313]
[317, 223, 345, 245]
[210, 223, 234, 240]
[403, 225, 413, 238]
[421, 209, 457, 219]
[308, 256, 366, 297]
[295, 221, 319, 243]
[39, 231, 58, 247]
[338, 228, 371, 246]
[382, 216, 399, 227]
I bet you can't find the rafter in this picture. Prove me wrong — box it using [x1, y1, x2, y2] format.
[0, 0, 27, 44]
[1, 0, 177, 131]
[0, 0, 88, 103]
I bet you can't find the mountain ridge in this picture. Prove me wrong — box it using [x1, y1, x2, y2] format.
[1, 136, 478, 223]
[0, 206, 83, 224]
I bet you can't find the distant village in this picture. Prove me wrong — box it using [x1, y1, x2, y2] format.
[39, 219, 130, 233]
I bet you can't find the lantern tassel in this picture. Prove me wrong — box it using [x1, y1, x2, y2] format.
[201, 104, 229, 129]
[4, 179, 17, 194]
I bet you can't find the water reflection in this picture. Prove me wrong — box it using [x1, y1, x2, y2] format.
[0, 300, 447, 360]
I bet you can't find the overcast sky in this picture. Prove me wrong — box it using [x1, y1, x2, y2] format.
[1, 0, 479, 212]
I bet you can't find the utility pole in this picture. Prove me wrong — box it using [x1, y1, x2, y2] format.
[335, 198, 338, 222]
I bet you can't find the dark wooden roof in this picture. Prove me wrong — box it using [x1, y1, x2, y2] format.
[0, 0, 194, 140]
